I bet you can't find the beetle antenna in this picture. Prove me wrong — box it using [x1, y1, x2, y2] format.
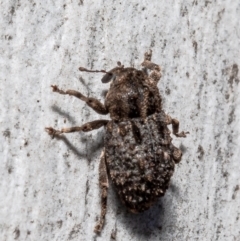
[79, 67, 107, 74]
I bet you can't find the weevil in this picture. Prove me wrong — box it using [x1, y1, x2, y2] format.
[45, 50, 189, 233]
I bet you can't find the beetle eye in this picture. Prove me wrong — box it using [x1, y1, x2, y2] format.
[101, 73, 114, 83]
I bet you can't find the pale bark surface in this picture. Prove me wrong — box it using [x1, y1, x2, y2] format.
[0, 1, 240, 240]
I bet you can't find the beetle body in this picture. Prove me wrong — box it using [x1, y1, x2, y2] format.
[46, 50, 188, 233]
[105, 111, 179, 213]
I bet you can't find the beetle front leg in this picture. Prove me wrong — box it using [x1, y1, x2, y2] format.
[50, 85, 108, 115]
[141, 50, 161, 83]
[94, 149, 109, 234]
[45, 120, 108, 138]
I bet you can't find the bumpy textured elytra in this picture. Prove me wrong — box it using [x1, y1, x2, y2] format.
[45, 50, 188, 234]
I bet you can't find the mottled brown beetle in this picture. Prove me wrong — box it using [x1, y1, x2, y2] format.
[45, 50, 189, 234]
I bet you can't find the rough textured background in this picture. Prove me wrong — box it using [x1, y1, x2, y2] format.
[0, 1, 240, 241]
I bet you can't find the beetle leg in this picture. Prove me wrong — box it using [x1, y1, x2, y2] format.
[94, 149, 109, 234]
[140, 51, 162, 117]
[141, 50, 161, 84]
[144, 49, 153, 61]
[170, 117, 189, 137]
[45, 120, 108, 138]
[50, 85, 108, 115]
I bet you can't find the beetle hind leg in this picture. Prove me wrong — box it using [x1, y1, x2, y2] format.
[94, 149, 109, 234]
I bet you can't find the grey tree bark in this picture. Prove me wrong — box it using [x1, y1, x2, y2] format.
[0, 1, 239, 240]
